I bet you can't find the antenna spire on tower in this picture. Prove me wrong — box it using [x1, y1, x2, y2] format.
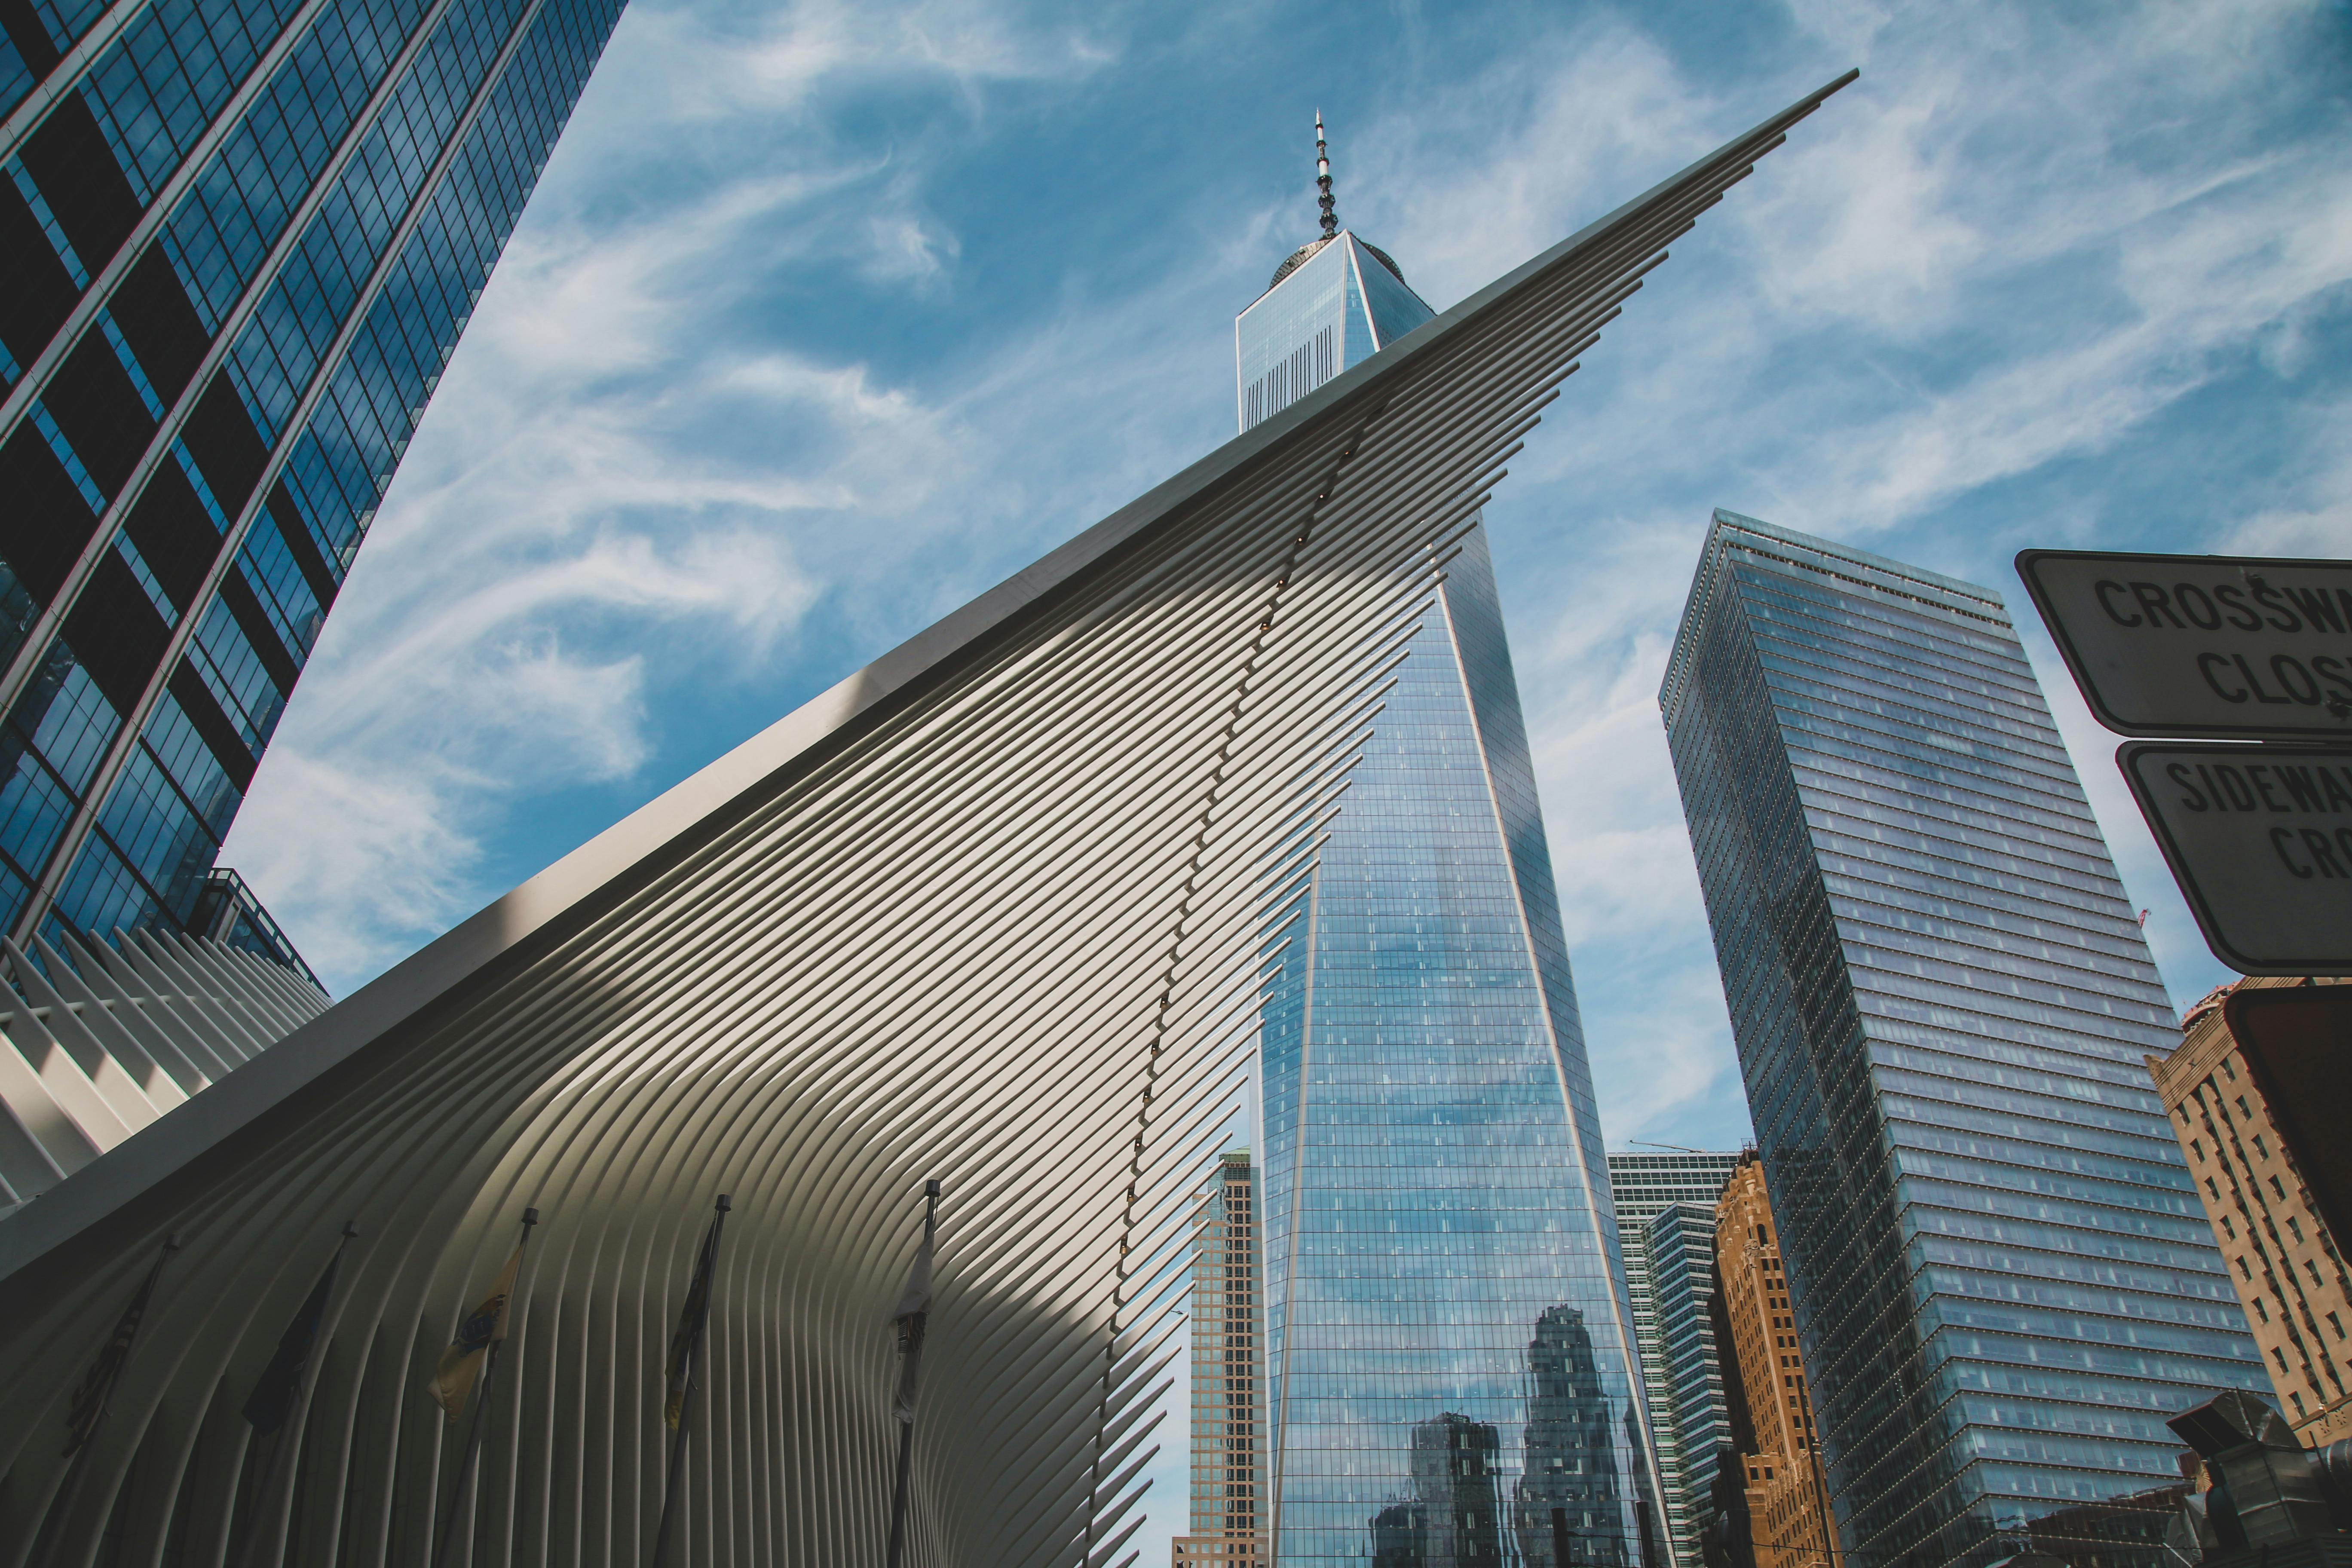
[1315, 110, 1337, 239]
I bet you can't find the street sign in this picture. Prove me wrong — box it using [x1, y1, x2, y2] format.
[2016, 551, 2352, 739]
[2116, 741, 2352, 976]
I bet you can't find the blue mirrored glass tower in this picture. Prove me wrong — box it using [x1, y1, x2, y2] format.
[0, 0, 628, 973]
[1659, 510, 2264, 1568]
[1244, 170, 1654, 1568]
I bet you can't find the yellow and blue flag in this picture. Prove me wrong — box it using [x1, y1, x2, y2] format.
[429, 1243, 521, 1420]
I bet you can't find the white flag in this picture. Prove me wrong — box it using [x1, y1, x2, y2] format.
[890, 1205, 936, 1423]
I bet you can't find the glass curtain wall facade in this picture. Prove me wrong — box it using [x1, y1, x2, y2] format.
[1608, 1148, 1745, 1568]
[1644, 1204, 1732, 1568]
[1658, 510, 2265, 1568]
[0, 0, 626, 962]
[1245, 233, 1653, 1568]
[1235, 230, 1427, 432]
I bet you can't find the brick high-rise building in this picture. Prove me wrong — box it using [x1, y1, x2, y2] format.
[1714, 1156, 1837, 1568]
[1176, 1150, 1267, 1568]
[2150, 977, 2352, 1447]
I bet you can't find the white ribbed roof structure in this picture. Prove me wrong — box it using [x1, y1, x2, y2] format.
[0, 932, 328, 1211]
[0, 74, 1851, 1568]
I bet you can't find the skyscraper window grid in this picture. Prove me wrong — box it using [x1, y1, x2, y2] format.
[0, 0, 627, 964]
[1659, 510, 2266, 1568]
[1177, 1150, 1268, 1568]
[1244, 187, 1654, 1565]
[2150, 978, 2352, 1446]
[1608, 1150, 1744, 1568]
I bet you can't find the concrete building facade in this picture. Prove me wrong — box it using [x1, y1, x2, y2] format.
[1176, 1151, 1268, 1568]
[1714, 1156, 1836, 1568]
[2151, 977, 2352, 1447]
[0, 83, 1856, 1568]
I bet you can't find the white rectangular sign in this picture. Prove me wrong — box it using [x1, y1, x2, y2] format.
[2018, 551, 2352, 739]
[2118, 741, 2352, 976]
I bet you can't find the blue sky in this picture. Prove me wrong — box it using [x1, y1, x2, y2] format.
[214, 0, 2351, 1548]
[225, 0, 2352, 1141]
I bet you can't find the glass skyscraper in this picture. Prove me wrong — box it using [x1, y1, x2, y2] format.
[0, 0, 626, 971]
[1659, 511, 2265, 1568]
[1608, 1151, 1744, 1568]
[1245, 214, 1654, 1568]
[1643, 1204, 1732, 1568]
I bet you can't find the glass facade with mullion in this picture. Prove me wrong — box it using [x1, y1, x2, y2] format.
[1661, 509, 2263, 1568]
[0, 0, 624, 965]
[1259, 518, 1650, 1568]
[1608, 1153, 1744, 1568]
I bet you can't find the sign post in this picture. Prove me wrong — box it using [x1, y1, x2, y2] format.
[2017, 550, 2352, 977]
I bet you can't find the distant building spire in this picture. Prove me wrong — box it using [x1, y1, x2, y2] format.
[1315, 110, 1337, 239]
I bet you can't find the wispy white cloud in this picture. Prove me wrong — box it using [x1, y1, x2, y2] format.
[1297, 0, 2352, 1147]
[218, 1, 2352, 1557]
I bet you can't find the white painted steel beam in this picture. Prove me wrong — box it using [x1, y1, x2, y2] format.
[0, 73, 1851, 1568]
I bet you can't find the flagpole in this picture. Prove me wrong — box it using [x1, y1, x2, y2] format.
[651, 1194, 729, 1568]
[885, 1179, 940, 1568]
[233, 1220, 358, 1568]
[31, 1232, 179, 1568]
[430, 1207, 536, 1568]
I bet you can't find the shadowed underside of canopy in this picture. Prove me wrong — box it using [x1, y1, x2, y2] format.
[0, 72, 1852, 1568]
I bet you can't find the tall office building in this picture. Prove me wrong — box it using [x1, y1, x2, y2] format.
[1178, 1151, 1268, 1568]
[1609, 1151, 1745, 1568]
[1713, 1155, 1836, 1568]
[1650, 1199, 1735, 1568]
[2150, 977, 2352, 1446]
[1250, 129, 1655, 1568]
[1660, 511, 2266, 1568]
[0, 0, 628, 970]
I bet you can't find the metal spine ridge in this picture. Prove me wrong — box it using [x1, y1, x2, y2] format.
[0, 73, 1850, 1568]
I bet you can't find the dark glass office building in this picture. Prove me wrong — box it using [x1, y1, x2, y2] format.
[1608, 1152, 1743, 1568]
[1245, 215, 1654, 1568]
[1659, 511, 2264, 1568]
[0, 0, 626, 971]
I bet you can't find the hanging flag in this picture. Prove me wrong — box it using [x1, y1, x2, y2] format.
[883, 1182, 940, 1568]
[890, 1187, 938, 1424]
[243, 1226, 354, 1433]
[663, 1208, 726, 1430]
[63, 1234, 179, 1456]
[429, 1242, 522, 1420]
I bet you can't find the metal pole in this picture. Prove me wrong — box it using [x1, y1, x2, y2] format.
[31, 1232, 180, 1568]
[430, 1208, 536, 1568]
[652, 1195, 729, 1568]
[885, 1179, 940, 1568]
[235, 1219, 358, 1568]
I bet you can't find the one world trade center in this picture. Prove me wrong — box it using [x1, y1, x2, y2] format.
[1243, 121, 1658, 1568]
